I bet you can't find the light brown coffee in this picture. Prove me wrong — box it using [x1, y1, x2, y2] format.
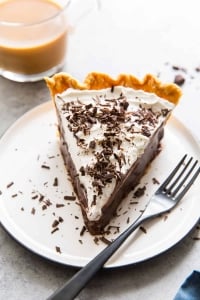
[0, 0, 67, 75]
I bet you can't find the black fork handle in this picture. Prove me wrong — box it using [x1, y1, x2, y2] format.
[47, 215, 147, 300]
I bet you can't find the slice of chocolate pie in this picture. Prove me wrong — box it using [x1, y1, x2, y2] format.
[46, 72, 181, 235]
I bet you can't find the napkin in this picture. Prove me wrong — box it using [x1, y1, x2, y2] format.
[173, 270, 200, 300]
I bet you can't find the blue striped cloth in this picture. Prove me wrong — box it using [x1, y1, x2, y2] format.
[174, 271, 200, 300]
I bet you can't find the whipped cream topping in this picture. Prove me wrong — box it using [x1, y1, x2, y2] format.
[55, 86, 175, 221]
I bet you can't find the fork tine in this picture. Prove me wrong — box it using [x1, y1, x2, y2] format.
[156, 154, 187, 193]
[171, 159, 198, 197]
[166, 156, 193, 192]
[175, 166, 200, 201]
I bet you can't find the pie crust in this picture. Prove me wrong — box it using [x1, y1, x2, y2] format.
[45, 72, 182, 105]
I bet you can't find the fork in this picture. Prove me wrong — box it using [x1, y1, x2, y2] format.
[47, 154, 200, 300]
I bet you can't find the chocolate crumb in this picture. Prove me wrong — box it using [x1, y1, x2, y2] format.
[152, 177, 160, 185]
[195, 66, 200, 72]
[21, 207, 24, 211]
[7, 182, 14, 188]
[172, 65, 187, 72]
[133, 186, 146, 198]
[89, 140, 96, 149]
[0, 190, 2, 195]
[42, 205, 47, 210]
[55, 246, 61, 253]
[174, 74, 185, 86]
[127, 217, 130, 224]
[193, 237, 200, 240]
[52, 220, 59, 228]
[172, 65, 180, 71]
[140, 226, 147, 234]
[53, 177, 58, 186]
[31, 194, 38, 200]
[31, 207, 36, 215]
[93, 237, 99, 245]
[58, 216, 64, 223]
[79, 239, 83, 244]
[79, 166, 85, 176]
[163, 215, 168, 221]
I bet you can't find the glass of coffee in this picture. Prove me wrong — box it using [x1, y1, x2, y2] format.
[0, 0, 96, 82]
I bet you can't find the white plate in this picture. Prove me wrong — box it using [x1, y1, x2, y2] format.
[0, 101, 200, 268]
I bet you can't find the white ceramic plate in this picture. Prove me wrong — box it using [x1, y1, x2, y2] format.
[0, 101, 200, 268]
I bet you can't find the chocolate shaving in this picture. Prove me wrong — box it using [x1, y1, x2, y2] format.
[172, 65, 187, 73]
[41, 164, 50, 169]
[7, 182, 14, 188]
[39, 194, 45, 202]
[107, 225, 120, 233]
[64, 195, 76, 201]
[51, 228, 59, 234]
[11, 194, 18, 198]
[130, 201, 139, 205]
[56, 204, 65, 208]
[100, 236, 112, 245]
[80, 226, 86, 236]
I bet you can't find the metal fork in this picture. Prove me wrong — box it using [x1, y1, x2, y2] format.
[47, 154, 200, 300]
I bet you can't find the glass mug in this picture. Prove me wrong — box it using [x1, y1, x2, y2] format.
[0, 0, 96, 82]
